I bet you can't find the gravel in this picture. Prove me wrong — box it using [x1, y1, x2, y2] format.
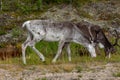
[0, 63, 120, 80]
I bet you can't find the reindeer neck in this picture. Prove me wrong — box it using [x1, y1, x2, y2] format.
[100, 31, 112, 48]
[104, 38, 112, 48]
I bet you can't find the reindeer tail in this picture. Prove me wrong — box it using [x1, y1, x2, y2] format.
[22, 21, 30, 29]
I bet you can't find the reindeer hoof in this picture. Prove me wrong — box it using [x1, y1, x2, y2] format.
[23, 60, 26, 65]
[105, 54, 111, 59]
[40, 58, 45, 62]
[91, 54, 96, 58]
[23, 62, 27, 65]
[68, 58, 71, 62]
[52, 59, 56, 63]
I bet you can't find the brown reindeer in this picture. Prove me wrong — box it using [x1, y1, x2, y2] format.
[75, 21, 120, 58]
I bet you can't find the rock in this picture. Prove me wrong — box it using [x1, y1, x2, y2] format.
[40, 5, 82, 22]
[0, 33, 12, 43]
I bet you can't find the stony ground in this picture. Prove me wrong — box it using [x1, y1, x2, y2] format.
[0, 62, 120, 80]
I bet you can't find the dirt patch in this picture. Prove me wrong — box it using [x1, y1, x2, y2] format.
[80, 62, 120, 80]
[0, 62, 120, 80]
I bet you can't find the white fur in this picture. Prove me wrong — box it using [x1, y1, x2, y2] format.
[98, 43, 104, 48]
[22, 20, 98, 64]
[88, 44, 96, 57]
[22, 21, 30, 28]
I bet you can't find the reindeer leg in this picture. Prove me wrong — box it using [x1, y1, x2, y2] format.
[30, 40, 45, 62]
[105, 49, 111, 58]
[64, 42, 71, 62]
[108, 53, 111, 58]
[22, 35, 31, 64]
[52, 41, 65, 63]
[105, 53, 111, 58]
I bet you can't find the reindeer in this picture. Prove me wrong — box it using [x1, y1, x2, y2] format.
[22, 20, 97, 64]
[22, 20, 119, 64]
[75, 21, 120, 58]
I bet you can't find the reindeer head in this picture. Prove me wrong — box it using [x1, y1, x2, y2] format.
[112, 30, 120, 47]
[105, 29, 120, 57]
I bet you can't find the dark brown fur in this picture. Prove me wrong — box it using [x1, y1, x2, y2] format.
[0, 45, 21, 60]
[76, 21, 101, 43]
[75, 21, 115, 57]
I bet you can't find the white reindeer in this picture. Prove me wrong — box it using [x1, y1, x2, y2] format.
[22, 20, 97, 64]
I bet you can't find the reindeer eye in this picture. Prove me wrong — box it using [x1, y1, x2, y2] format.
[37, 32, 40, 35]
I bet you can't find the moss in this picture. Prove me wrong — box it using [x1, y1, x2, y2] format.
[76, 66, 82, 73]
[113, 72, 120, 77]
[0, 43, 6, 48]
[41, 78, 47, 80]
[11, 27, 22, 38]
[0, 29, 6, 35]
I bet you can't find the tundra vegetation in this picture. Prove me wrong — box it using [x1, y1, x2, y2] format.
[0, 1, 120, 80]
[0, 0, 120, 71]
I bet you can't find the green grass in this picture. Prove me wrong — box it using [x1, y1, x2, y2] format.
[113, 72, 120, 77]
[0, 28, 6, 35]
[0, 41, 120, 65]
[76, 66, 82, 73]
[0, 0, 106, 12]
[0, 42, 119, 64]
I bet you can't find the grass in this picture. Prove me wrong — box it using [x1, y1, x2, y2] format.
[113, 72, 120, 77]
[35, 78, 47, 80]
[76, 66, 82, 73]
[0, 29, 6, 35]
[0, 41, 120, 65]
[41, 78, 47, 80]
[0, 41, 120, 74]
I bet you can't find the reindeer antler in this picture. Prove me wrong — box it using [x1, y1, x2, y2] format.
[113, 30, 120, 47]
